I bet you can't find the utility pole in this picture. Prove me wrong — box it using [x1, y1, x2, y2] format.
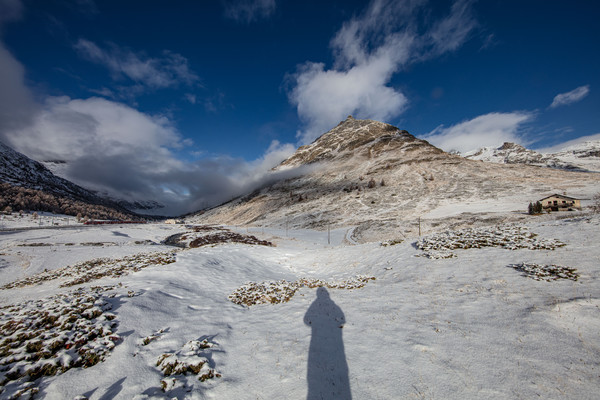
[328, 223, 330, 245]
[286, 218, 289, 237]
[418, 216, 421, 237]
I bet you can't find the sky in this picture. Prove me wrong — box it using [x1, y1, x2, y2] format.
[0, 0, 599, 215]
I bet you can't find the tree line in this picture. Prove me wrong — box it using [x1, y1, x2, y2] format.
[0, 182, 137, 221]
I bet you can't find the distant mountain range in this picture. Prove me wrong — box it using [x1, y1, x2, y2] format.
[463, 141, 600, 172]
[192, 117, 600, 242]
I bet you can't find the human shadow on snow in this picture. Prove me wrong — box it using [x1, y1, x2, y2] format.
[304, 287, 351, 400]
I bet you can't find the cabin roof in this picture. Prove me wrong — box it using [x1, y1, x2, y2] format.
[539, 194, 580, 201]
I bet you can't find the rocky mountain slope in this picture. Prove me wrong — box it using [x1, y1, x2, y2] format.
[464, 141, 600, 172]
[0, 141, 136, 218]
[1, 141, 101, 200]
[192, 117, 600, 242]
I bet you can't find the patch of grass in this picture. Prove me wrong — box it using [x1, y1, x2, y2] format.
[0, 286, 122, 394]
[229, 276, 376, 306]
[509, 263, 579, 282]
[415, 225, 566, 258]
[1, 252, 177, 289]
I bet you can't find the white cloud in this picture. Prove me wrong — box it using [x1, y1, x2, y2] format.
[185, 93, 197, 104]
[549, 85, 590, 108]
[288, 0, 477, 144]
[422, 112, 533, 153]
[74, 39, 199, 90]
[0, 0, 38, 143]
[7, 96, 183, 166]
[223, 0, 276, 23]
[289, 61, 409, 143]
[0, 43, 38, 135]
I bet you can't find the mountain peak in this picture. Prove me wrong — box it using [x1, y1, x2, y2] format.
[498, 142, 526, 151]
[279, 118, 435, 168]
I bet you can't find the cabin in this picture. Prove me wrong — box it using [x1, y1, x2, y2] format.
[539, 194, 581, 212]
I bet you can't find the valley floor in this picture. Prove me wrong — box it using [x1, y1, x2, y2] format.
[0, 215, 599, 399]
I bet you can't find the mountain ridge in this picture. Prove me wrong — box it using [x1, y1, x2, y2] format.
[464, 141, 600, 172]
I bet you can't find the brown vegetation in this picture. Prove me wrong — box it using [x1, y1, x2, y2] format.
[0, 182, 136, 221]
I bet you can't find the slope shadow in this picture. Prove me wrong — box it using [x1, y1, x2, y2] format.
[304, 287, 351, 400]
[98, 377, 127, 400]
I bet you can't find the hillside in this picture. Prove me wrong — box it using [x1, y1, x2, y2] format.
[192, 117, 600, 242]
[0, 141, 137, 220]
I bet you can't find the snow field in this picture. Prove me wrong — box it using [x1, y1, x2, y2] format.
[0, 217, 598, 399]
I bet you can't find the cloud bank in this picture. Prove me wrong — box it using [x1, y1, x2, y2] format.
[549, 85, 590, 108]
[423, 112, 533, 153]
[288, 0, 477, 144]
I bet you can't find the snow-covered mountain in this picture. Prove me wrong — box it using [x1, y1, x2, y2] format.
[0, 141, 133, 215]
[549, 140, 600, 172]
[1, 141, 101, 201]
[464, 141, 600, 172]
[192, 117, 600, 241]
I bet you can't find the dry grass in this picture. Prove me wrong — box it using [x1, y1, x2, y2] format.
[163, 226, 273, 249]
[1, 252, 177, 290]
[229, 276, 376, 306]
[0, 286, 121, 396]
[156, 339, 221, 383]
[415, 225, 566, 258]
[509, 263, 579, 281]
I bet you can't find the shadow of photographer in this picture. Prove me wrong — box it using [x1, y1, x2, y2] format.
[304, 287, 351, 400]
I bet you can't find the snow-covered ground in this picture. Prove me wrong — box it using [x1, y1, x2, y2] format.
[0, 212, 82, 230]
[1, 216, 599, 399]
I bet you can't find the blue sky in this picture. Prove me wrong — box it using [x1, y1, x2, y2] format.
[0, 0, 599, 215]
